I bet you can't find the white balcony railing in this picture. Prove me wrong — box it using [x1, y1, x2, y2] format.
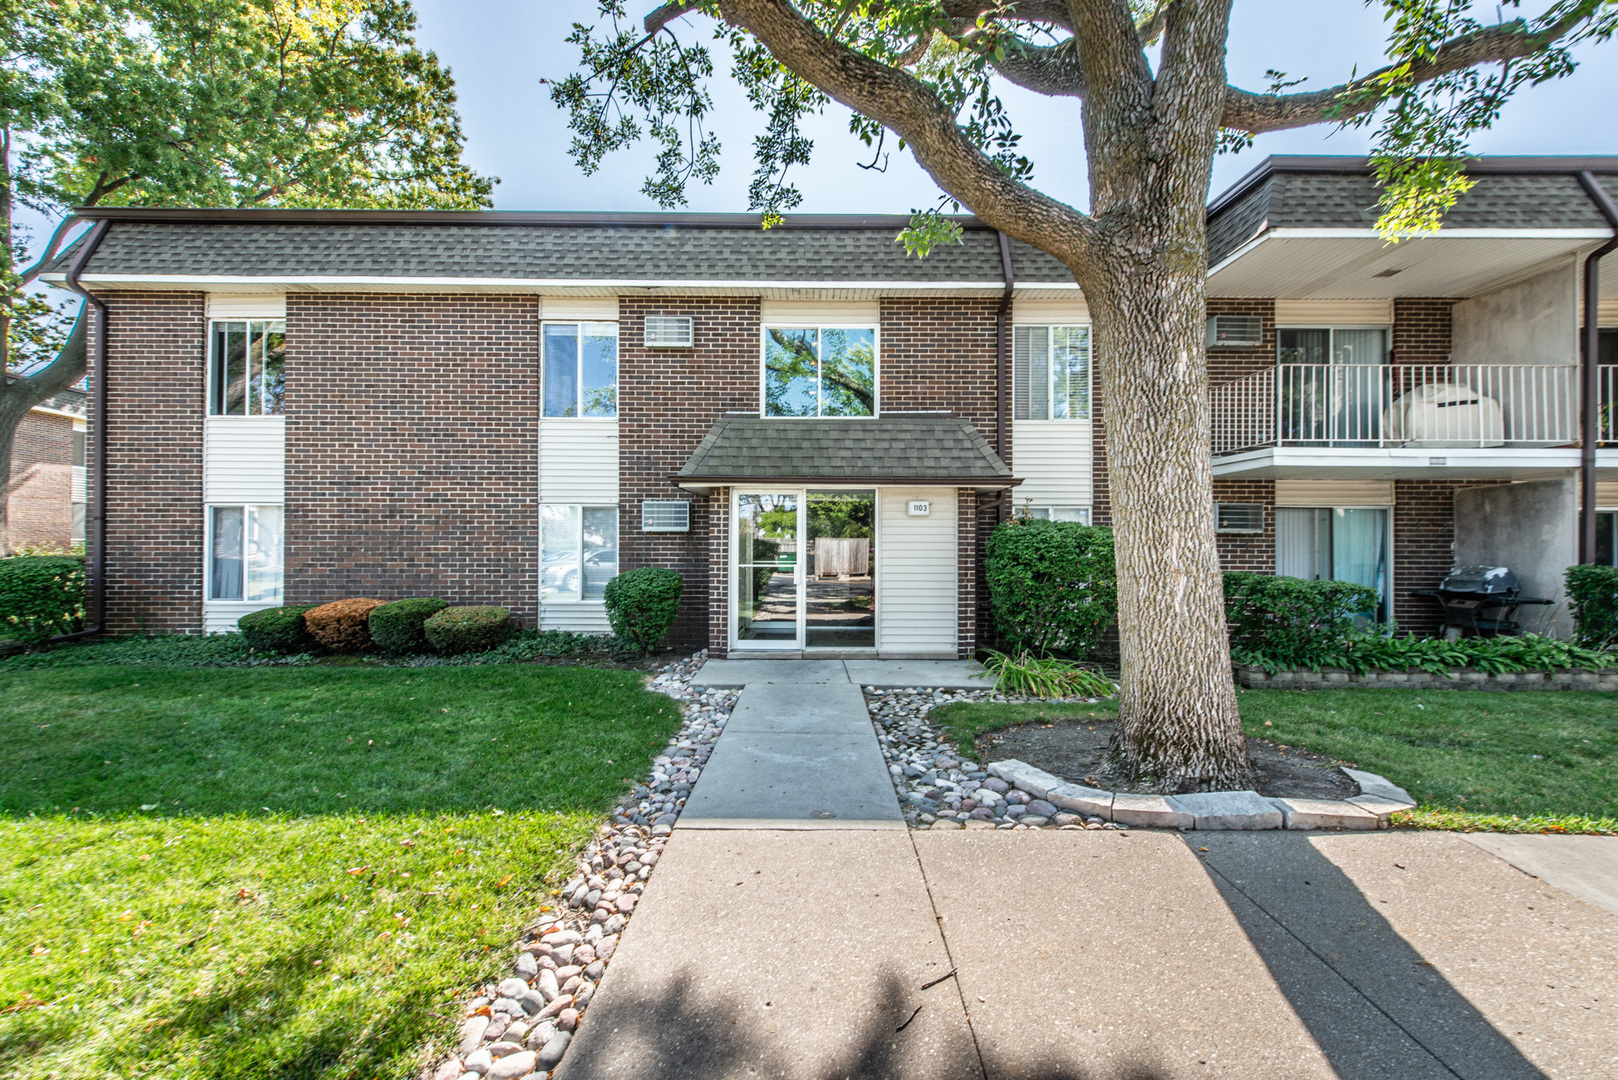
[1211, 363, 1581, 455]
[1601, 365, 1617, 446]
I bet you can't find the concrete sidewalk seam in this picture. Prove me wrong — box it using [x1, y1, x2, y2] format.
[1197, 855, 1466, 1080]
[903, 828, 990, 1080]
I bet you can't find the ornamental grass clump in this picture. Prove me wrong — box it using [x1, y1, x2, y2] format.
[603, 567, 682, 654]
[368, 597, 449, 654]
[978, 649, 1115, 699]
[304, 598, 385, 653]
[422, 605, 511, 655]
[0, 554, 84, 643]
[237, 605, 317, 654]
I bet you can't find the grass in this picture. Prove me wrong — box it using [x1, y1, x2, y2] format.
[930, 689, 1617, 834]
[0, 664, 682, 1080]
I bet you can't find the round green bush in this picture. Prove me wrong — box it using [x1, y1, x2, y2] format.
[0, 555, 85, 643]
[237, 605, 317, 653]
[369, 597, 449, 654]
[985, 521, 1116, 657]
[422, 605, 511, 655]
[603, 567, 682, 654]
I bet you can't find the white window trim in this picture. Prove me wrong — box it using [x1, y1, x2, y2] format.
[1012, 322, 1093, 422]
[204, 503, 284, 603]
[759, 323, 881, 419]
[541, 320, 619, 420]
[207, 318, 286, 419]
[540, 503, 620, 603]
[1023, 505, 1092, 524]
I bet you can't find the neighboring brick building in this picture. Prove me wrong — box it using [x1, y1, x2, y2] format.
[39, 155, 1618, 647]
[5, 386, 86, 553]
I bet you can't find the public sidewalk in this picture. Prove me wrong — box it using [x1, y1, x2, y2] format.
[556, 662, 1618, 1080]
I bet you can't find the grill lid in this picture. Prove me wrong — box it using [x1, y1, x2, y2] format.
[1440, 565, 1519, 596]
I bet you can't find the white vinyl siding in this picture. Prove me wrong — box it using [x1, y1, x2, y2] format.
[539, 603, 612, 633]
[875, 488, 956, 658]
[1273, 299, 1394, 325]
[1009, 422, 1092, 515]
[205, 417, 286, 503]
[1273, 480, 1394, 507]
[538, 418, 618, 503]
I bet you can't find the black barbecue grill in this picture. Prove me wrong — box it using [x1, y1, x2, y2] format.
[1413, 566, 1553, 637]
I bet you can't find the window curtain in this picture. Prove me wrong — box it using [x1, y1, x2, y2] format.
[543, 325, 580, 417]
[1331, 508, 1388, 617]
[1274, 507, 1321, 580]
[210, 507, 244, 600]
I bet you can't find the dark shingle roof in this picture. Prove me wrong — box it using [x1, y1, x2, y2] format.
[54, 212, 1073, 284]
[675, 413, 1016, 488]
[1206, 160, 1618, 265]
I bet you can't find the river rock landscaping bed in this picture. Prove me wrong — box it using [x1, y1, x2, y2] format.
[427, 652, 737, 1080]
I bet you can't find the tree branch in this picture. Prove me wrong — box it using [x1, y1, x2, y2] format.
[986, 36, 1085, 96]
[1223, 12, 1594, 135]
[712, 0, 1094, 262]
[2, 307, 86, 423]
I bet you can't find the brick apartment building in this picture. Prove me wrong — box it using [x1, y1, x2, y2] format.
[39, 156, 1618, 649]
[5, 385, 86, 552]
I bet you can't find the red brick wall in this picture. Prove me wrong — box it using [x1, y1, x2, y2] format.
[617, 297, 761, 649]
[957, 488, 978, 657]
[879, 298, 1001, 436]
[706, 487, 730, 656]
[1212, 478, 1275, 572]
[7, 411, 74, 550]
[1393, 299, 1454, 365]
[1393, 480, 1459, 634]
[282, 294, 539, 619]
[99, 292, 206, 633]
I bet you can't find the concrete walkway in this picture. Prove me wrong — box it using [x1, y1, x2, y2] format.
[690, 657, 988, 690]
[557, 663, 1618, 1080]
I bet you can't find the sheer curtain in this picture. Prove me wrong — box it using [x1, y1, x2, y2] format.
[1332, 509, 1388, 617]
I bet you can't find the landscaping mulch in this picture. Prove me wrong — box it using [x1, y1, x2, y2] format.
[977, 718, 1358, 800]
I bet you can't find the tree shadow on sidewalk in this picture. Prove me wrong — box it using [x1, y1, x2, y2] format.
[1187, 832, 1547, 1080]
[557, 968, 1170, 1080]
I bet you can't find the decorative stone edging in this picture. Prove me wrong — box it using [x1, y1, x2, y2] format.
[985, 759, 1418, 831]
[1235, 664, 1618, 692]
[426, 652, 738, 1080]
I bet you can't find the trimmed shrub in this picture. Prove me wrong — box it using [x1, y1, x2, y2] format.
[984, 520, 1116, 657]
[304, 598, 385, 653]
[0, 555, 85, 643]
[603, 567, 683, 654]
[1223, 572, 1379, 668]
[1567, 564, 1618, 649]
[369, 597, 450, 654]
[237, 605, 317, 653]
[423, 605, 511, 655]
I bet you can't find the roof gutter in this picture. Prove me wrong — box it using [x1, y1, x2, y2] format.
[55, 219, 111, 642]
[1576, 173, 1618, 564]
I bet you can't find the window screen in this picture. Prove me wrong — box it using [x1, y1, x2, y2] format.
[1014, 326, 1089, 419]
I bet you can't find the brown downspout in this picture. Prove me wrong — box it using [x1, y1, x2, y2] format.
[1576, 173, 1618, 564]
[996, 230, 1014, 521]
[58, 218, 112, 639]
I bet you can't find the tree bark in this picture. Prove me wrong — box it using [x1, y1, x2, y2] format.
[0, 313, 88, 556]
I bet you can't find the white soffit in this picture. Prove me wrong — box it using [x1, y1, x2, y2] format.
[206, 294, 286, 319]
[1013, 296, 1090, 323]
[1274, 479, 1394, 506]
[541, 296, 619, 321]
[1274, 299, 1393, 325]
[760, 298, 879, 324]
[1208, 231, 1605, 300]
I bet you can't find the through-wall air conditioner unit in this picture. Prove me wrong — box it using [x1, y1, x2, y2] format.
[643, 316, 695, 349]
[1215, 502, 1265, 535]
[641, 500, 691, 533]
[1205, 315, 1263, 348]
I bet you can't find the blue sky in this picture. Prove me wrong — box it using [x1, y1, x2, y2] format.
[413, 0, 1618, 214]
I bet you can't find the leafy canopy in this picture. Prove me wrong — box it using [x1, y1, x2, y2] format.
[552, 1, 1618, 245]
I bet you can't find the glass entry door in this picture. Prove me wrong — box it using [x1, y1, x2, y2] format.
[735, 493, 801, 648]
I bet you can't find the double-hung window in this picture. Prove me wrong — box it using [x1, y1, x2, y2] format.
[208, 505, 283, 602]
[1013, 326, 1090, 420]
[544, 323, 618, 418]
[763, 327, 876, 417]
[541, 506, 619, 601]
[210, 320, 286, 415]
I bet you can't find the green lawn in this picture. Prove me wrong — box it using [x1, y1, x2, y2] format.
[0, 664, 682, 1080]
[932, 689, 1617, 833]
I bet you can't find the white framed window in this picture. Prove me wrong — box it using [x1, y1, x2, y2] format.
[543, 322, 618, 418]
[209, 320, 286, 416]
[762, 326, 877, 417]
[1276, 325, 1390, 366]
[1025, 506, 1090, 524]
[1275, 506, 1391, 622]
[207, 505, 283, 602]
[1013, 325, 1090, 420]
[541, 505, 619, 601]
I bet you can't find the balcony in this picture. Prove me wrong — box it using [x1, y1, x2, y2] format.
[1603, 365, 1618, 446]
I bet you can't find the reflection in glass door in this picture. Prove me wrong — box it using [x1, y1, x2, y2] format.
[736, 493, 801, 647]
[805, 490, 875, 648]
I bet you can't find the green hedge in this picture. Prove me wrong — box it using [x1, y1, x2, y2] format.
[0, 555, 85, 643]
[237, 605, 316, 654]
[1223, 572, 1380, 669]
[369, 597, 449, 654]
[984, 520, 1116, 657]
[423, 605, 511, 655]
[1567, 565, 1618, 649]
[604, 567, 682, 654]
